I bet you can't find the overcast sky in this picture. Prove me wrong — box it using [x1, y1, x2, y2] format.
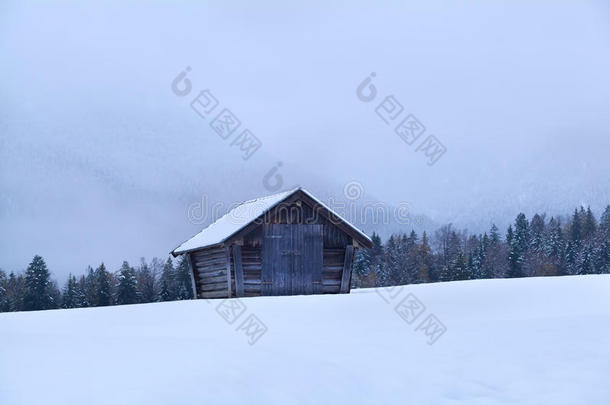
[1, 0, 609, 279]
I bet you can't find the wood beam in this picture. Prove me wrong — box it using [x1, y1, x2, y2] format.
[225, 246, 232, 298]
[340, 245, 354, 293]
[185, 253, 198, 299]
[233, 245, 245, 297]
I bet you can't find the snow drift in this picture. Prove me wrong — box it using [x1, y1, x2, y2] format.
[1, 275, 609, 405]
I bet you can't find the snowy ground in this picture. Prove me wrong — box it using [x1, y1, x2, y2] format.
[1, 275, 609, 405]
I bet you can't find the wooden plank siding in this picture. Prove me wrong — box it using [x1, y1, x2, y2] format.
[241, 246, 262, 297]
[322, 248, 345, 294]
[307, 225, 323, 294]
[191, 246, 232, 299]
[187, 194, 363, 298]
[190, 245, 355, 297]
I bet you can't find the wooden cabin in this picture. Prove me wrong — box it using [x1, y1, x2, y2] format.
[172, 188, 373, 299]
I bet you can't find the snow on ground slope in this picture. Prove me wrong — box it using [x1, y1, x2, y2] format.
[1, 275, 609, 405]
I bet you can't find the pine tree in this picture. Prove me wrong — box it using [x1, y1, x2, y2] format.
[477, 233, 493, 278]
[565, 209, 584, 275]
[61, 274, 79, 309]
[75, 275, 89, 307]
[404, 230, 420, 284]
[447, 231, 462, 265]
[95, 263, 112, 307]
[507, 214, 529, 278]
[158, 278, 172, 302]
[395, 233, 408, 285]
[0, 270, 9, 312]
[595, 206, 610, 274]
[419, 232, 434, 282]
[116, 261, 139, 305]
[600, 205, 610, 237]
[175, 255, 194, 300]
[23, 255, 55, 311]
[515, 214, 530, 250]
[384, 236, 400, 286]
[6, 272, 25, 311]
[439, 264, 452, 282]
[434, 224, 454, 270]
[48, 280, 61, 309]
[570, 208, 582, 246]
[579, 245, 595, 275]
[136, 258, 157, 303]
[565, 240, 580, 275]
[451, 252, 471, 281]
[352, 248, 372, 288]
[84, 266, 96, 306]
[489, 224, 500, 244]
[471, 240, 485, 279]
[371, 232, 383, 256]
[524, 213, 547, 276]
[582, 207, 597, 240]
[530, 214, 545, 253]
[545, 217, 566, 276]
[150, 257, 164, 297]
[369, 233, 385, 286]
[506, 225, 514, 246]
[484, 224, 506, 279]
[434, 226, 463, 282]
[158, 257, 177, 301]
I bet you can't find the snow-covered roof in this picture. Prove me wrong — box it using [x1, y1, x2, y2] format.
[172, 187, 372, 255]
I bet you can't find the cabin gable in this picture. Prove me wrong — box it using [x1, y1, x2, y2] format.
[176, 188, 371, 299]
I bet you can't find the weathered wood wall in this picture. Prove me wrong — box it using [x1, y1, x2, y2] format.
[189, 246, 231, 299]
[189, 200, 357, 298]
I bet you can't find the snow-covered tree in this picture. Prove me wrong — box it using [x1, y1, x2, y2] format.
[483, 224, 507, 278]
[582, 207, 597, 240]
[507, 214, 529, 278]
[418, 232, 434, 282]
[136, 258, 158, 303]
[84, 266, 97, 307]
[595, 206, 610, 274]
[384, 236, 400, 286]
[529, 214, 545, 253]
[116, 261, 139, 305]
[94, 263, 112, 307]
[61, 274, 79, 309]
[569, 209, 582, 246]
[6, 272, 25, 311]
[451, 252, 471, 281]
[23, 255, 56, 311]
[352, 248, 371, 288]
[470, 240, 485, 279]
[0, 270, 9, 312]
[175, 256, 194, 300]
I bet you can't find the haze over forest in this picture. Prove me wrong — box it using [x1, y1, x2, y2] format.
[1, 0, 609, 279]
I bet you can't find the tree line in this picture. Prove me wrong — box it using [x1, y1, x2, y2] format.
[1, 205, 609, 312]
[352, 205, 610, 287]
[0, 256, 193, 312]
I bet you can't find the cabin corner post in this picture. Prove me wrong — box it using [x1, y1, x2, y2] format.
[340, 245, 354, 293]
[225, 246, 232, 298]
[185, 252, 198, 299]
[232, 245, 245, 297]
